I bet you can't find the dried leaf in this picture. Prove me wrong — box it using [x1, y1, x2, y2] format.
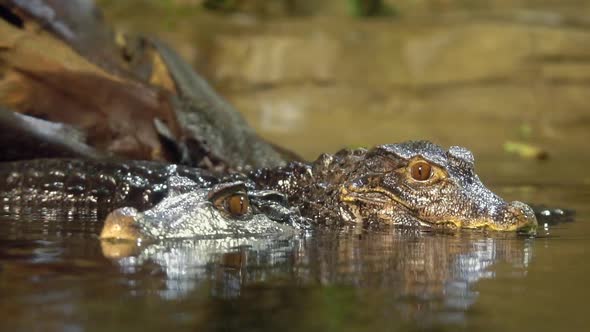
[0, 19, 180, 161]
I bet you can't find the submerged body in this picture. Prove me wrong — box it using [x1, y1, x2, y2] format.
[0, 141, 538, 239]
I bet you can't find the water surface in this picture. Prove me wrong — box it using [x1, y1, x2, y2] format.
[0, 159, 588, 332]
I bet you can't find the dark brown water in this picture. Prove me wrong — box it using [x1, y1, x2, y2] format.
[0, 158, 587, 332]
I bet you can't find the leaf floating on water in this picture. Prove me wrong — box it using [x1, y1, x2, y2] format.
[503, 141, 549, 161]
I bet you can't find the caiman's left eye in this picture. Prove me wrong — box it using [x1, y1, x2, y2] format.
[410, 161, 432, 181]
[226, 193, 250, 217]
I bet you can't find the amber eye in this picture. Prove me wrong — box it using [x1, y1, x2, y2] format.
[227, 194, 250, 217]
[410, 161, 432, 181]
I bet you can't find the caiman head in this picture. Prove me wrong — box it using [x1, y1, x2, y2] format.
[332, 141, 537, 232]
[100, 176, 301, 241]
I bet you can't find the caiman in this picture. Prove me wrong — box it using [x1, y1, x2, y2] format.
[0, 141, 539, 240]
[0, 159, 302, 240]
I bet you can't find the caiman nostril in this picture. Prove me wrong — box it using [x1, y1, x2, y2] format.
[507, 201, 538, 234]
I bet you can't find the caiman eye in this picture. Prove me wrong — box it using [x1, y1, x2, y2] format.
[208, 182, 252, 218]
[226, 193, 250, 217]
[410, 161, 432, 181]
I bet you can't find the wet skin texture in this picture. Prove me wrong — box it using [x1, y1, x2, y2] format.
[250, 141, 538, 232]
[0, 141, 538, 238]
[100, 178, 300, 241]
[0, 159, 217, 212]
[0, 159, 301, 240]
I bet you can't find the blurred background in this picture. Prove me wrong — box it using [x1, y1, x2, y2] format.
[97, 0, 590, 162]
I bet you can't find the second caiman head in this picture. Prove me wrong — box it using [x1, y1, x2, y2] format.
[258, 141, 537, 232]
[100, 177, 303, 241]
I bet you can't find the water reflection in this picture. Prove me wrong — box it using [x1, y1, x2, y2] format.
[0, 205, 541, 327]
[103, 229, 534, 322]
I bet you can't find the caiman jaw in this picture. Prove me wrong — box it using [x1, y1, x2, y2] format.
[457, 201, 538, 233]
[339, 185, 538, 233]
[339, 185, 424, 226]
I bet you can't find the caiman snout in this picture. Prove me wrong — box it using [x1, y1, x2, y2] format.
[466, 200, 537, 233]
[442, 200, 538, 233]
[504, 201, 538, 233]
[100, 207, 143, 241]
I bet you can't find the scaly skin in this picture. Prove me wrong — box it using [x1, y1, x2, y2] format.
[249, 141, 538, 232]
[0, 159, 301, 240]
[0, 159, 217, 214]
[100, 179, 300, 241]
[0, 141, 539, 237]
